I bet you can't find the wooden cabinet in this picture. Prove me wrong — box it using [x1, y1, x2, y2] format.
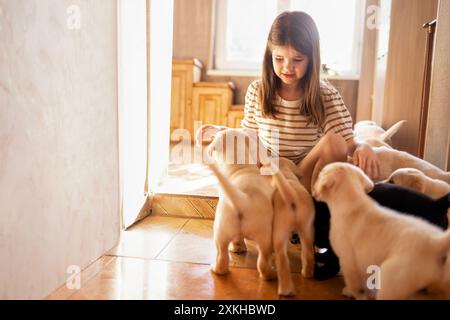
[192, 82, 235, 130]
[227, 105, 244, 129]
[170, 59, 202, 141]
[170, 59, 237, 141]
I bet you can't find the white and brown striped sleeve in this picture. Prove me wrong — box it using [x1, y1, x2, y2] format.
[241, 80, 260, 131]
[322, 86, 354, 141]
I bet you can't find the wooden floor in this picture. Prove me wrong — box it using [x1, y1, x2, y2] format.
[46, 215, 346, 300]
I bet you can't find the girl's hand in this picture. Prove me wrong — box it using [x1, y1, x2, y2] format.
[195, 124, 228, 146]
[352, 143, 380, 180]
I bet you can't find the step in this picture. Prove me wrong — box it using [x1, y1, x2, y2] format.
[151, 162, 218, 219]
[151, 193, 218, 219]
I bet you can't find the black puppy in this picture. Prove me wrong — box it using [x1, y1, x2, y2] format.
[313, 183, 450, 280]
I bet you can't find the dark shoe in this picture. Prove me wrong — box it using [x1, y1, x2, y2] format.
[313, 248, 340, 280]
[314, 248, 337, 263]
[314, 260, 340, 280]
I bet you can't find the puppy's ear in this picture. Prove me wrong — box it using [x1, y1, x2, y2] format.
[312, 174, 335, 201]
[360, 171, 375, 193]
[409, 176, 426, 193]
[386, 170, 398, 183]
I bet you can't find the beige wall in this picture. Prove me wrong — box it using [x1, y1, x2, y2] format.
[424, 0, 450, 170]
[0, 0, 120, 299]
[172, 0, 358, 118]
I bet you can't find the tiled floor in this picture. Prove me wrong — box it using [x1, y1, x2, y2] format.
[46, 215, 347, 300]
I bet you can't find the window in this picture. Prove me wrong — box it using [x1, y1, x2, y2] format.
[214, 0, 364, 76]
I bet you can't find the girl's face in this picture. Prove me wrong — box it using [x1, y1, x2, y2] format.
[271, 45, 309, 88]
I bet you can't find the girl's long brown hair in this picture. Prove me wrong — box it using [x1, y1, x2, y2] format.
[259, 11, 325, 126]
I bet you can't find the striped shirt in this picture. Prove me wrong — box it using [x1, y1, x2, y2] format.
[241, 80, 354, 164]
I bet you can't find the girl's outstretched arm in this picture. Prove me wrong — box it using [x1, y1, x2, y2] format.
[346, 137, 380, 180]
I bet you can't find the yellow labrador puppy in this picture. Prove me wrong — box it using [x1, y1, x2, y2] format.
[354, 120, 406, 148]
[202, 127, 277, 281]
[264, 157, 315, 296]
[312, 162, 450, 300]
[373, 146, 450, 184]
[387, 168, 450, 199]
[352, 120, 450, 184]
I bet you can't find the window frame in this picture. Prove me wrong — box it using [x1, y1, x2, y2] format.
[212, 0, 365, 77]
[213, 0, 268, 71]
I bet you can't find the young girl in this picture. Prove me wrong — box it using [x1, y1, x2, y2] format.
[241, 11, 380, 192]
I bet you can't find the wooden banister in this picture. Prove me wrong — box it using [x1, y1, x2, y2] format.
[417, 19, 437, 158]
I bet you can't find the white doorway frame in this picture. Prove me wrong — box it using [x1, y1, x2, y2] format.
[118, 0, 173, 229]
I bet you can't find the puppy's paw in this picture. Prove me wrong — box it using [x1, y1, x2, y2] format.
[350, 288, 368, 300]
[229, 240, 247, 253]
[301, 267, 314, 278]
[278, 285, 296, 297]
[210, 263, 229, 275]
[342, 286, 355, 298]
[260, 269, 277, 281]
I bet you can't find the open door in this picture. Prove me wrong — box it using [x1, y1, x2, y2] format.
[147, 0, 174, 194]
[118, 0, 173, 229]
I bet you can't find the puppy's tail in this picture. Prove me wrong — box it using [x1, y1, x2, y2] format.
[208, 162, 249, 214]
[271, 167, 298, 214]
[380, 120, 407, 142]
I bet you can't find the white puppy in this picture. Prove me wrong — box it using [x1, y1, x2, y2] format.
[373, 146, 450, 183]
[387, 168, 450, 199]
[200, 126, 276, 281]
[312, 162, 450, 300]
[264, 157, 315, 296]
[354, 120, 406, 148]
